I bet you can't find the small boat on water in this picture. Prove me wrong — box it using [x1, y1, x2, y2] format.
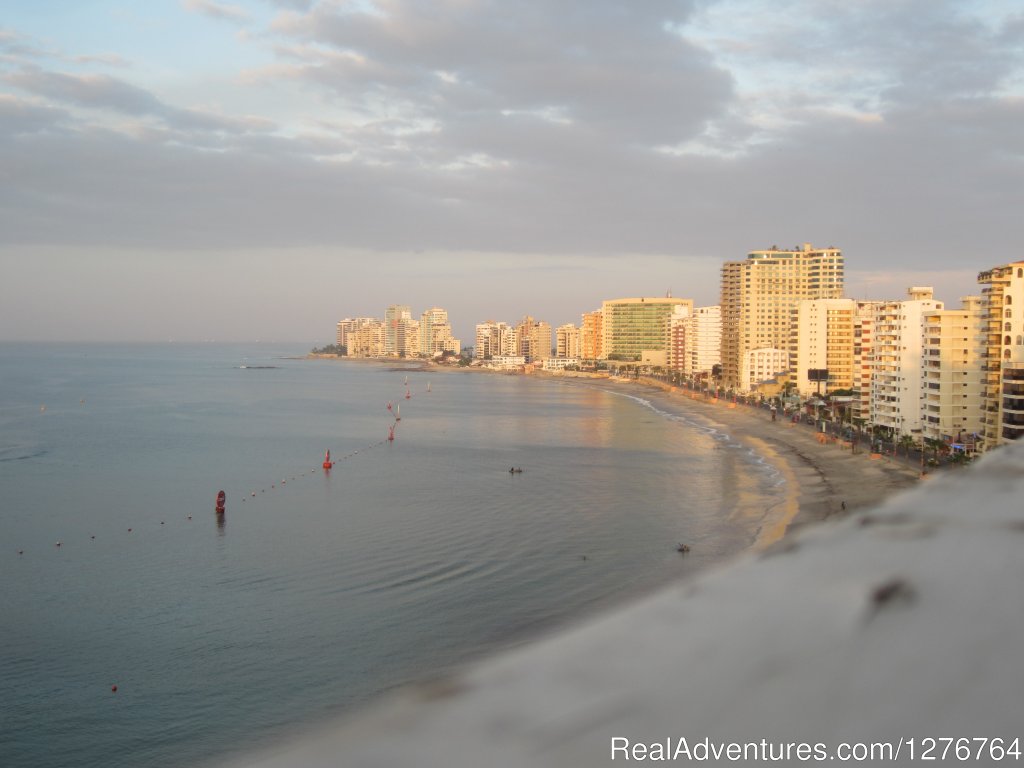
[215, 490, 226, 514]
[676, 543, 690, 554]
[395, 404, 401, 422]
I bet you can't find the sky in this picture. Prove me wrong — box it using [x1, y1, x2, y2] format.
[1, 0, 1022, 343]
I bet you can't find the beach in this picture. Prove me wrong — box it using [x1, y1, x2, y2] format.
[594, 375, 924, 544]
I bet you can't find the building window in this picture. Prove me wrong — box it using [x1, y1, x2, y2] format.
[1007, 309, 1013, 318]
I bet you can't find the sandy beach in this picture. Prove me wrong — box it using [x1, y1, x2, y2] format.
[594, 375, 924, 545]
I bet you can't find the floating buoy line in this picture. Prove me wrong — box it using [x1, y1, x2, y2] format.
[12, 375, 434, 557]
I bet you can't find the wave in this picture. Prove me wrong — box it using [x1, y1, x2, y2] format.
[0, 444, 47, 462]
[603, 388, 785, 489]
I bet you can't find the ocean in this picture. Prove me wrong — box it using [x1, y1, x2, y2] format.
[0, 343, 785, 768]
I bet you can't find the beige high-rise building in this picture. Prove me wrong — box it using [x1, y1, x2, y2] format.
[721, 243, 844, 391]
[346, 319, 386, 358]
[475, 321, 517, 359]
[851, 301, 883, 426]
[600, 297, 693, 361]
[555, 324, 581, 359]
[337, 317, 377, 349]
[580, 310, 603, 361]
[385, 305, 412, 356]
[395, 318, 420, 357]
[869, 287, 943, 437]
[921, 297, 984, 444]
[977, 262, 1024, 451]
[419, 307, 460, 357]
[793, 299, 857, 397]
[516, 316, 552, 363]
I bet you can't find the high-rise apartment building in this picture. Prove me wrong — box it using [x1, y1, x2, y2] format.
[385, 305, 412, 356]
[600, 297, 693, 361]
[921, 297, 984, 444]
[516, 316, 552, 363]
[419, 307, 460, 357]
[580, 310, 603, 361]
[556, 324, 581, 359]
[869, 287, 943, 437]
[346, 319, 386, 358]
[337, 317, 377, 349]
[793, 299, 857, 396]
[475, 321, 517, 359]
[977, 262, 1024, 450]
[721, 243, 844, 391]
[851, 301, 883, 426]
[670, 305, 721, 376]
[688, 306, 721, 377]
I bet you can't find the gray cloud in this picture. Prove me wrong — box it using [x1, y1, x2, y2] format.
[0, 94, 68, 136]
[1, 0, 1022, 290]
[181, 0, 250, 24]
[5, 66, 166, 115]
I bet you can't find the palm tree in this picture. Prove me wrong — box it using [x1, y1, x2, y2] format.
[897, 434, 916, 458]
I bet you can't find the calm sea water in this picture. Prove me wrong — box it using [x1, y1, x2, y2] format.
[0, 344, 784, 768]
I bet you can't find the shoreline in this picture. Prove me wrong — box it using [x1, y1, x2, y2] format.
[307, 356, 922, 544]
[599, 375, 923, 544]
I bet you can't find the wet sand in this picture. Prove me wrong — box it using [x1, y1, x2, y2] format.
[589, 376, 924, 545]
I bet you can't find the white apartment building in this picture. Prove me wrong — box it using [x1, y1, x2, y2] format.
[541, 357, 581, 371]
[793, 299, 857, 397]
[921, 297, 984, 443]
[742, 348, 789, 392]
[688, 305, 721, 377]
[721, 243, 844, 392]
[475, 321, 518, 359]
[977, 262, 1024, 450]
[869, 287, 943, 437]
[489, 355, 526, 370]
[556, 324, 581, 359]
[668, 305, 721, 377]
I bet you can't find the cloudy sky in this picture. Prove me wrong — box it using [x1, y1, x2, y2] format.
[1, 0, 1021, 343]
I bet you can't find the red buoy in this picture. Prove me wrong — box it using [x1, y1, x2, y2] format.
[111, 684, 118, 693]
[323, 449, 333, 469]
[215, 489, 226, 514]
